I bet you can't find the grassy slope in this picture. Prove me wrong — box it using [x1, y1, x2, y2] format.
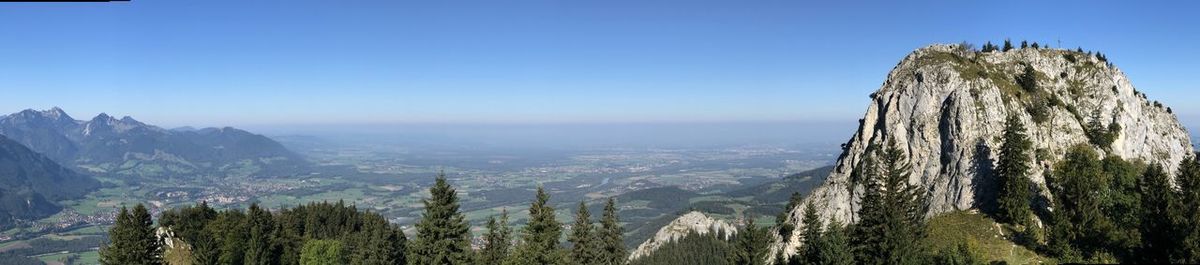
[925, 210, 1054, 264]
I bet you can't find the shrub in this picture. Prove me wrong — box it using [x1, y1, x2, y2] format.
[1003, 39, 1014, 52]
[1016, 64, 1038, 92]
[1064, 53, 1077, 63]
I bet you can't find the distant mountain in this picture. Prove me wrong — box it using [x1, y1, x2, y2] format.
[0, 134, 100, 229]
[724, 165, 832, 205]
[0, 108, 309, 178]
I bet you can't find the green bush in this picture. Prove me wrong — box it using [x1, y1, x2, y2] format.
[300, 239, 346, 265]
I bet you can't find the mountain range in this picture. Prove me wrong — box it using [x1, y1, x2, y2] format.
[0, 134, 100, 229]
[0, 108, 309, 179]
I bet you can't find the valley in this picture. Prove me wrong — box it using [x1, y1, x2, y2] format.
[0, 132, 839, 264]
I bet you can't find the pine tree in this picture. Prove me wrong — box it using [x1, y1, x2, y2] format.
[598, 197, 626, 265]
[816, 218, 853, 265]
[506, 186, 566, 265]
[410, 172, 473, 265]
[244, 203, 277, 265]
[348, 215, 407, 265]
[1177, 155, 1200, 263]
[100, 204, 162, 265]
[1002, 39, 1014, 52]
[729, 218, 767, 265]
[570, 201, 600, 265]
[995, 115, 1033, 225]
[851, 141, 928, 265]
[1138, 164, 1176, 263]
[1020, 40, 1028, 49]
[798, 201, 823, 264]
[479, 209, 513, 265]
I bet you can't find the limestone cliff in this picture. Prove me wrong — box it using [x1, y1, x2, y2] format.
[767, 44, 1194, 261]
[628, 211, 737, 261]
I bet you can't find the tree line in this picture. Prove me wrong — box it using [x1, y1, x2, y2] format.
[98, 173, 628, 265]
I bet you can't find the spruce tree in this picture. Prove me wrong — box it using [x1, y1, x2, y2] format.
[729, 218, 767, 265]
[816, 218, 853, 265]
[570, 201, 600, 265]
[995, 115, 1033, 225]
[598, 197, 626, 265]
[244, 203, 277, 265]
[1138, 164, 1176, 263]
[1045, 145, 1115, 260]
[410, 172, 473, 265]
[798, 201, 823, 264]
[851, 141, 928, 265]
[506, 186, 566, 265]
[479, 209, 513, 265]
[1177, 156, 1200, 263]
[100, 204, 161, 265]
[1002, 39, 1014, 52]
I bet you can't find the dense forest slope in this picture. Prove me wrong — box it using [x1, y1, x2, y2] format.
[770, 44, 1194, 258]
[0, 135, 99, 229]
[0, 108, 309, 178]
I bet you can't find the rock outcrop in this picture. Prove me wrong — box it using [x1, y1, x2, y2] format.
[768, 44, 1194, 261]
[628, 211, 737, 261]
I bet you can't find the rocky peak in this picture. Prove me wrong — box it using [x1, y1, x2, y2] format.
[767, 44, 1194, 261]
[628, 211, 737, 261]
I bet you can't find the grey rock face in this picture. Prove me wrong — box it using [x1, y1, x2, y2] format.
[767, 44, 1194, 261]
[628, 211, 737, 261]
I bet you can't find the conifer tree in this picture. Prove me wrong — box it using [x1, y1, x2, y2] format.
[1138, 164, 1176, 263]
[1045, 145, 1115, 260]
[506, 186, 566, 265]
[851, 141, 928, 265]
[816, 218, 853, 265]
[410, 172, 473, 265]
[1177, 156, 1200, 263]
[798, 201, 823, 264]
[1020, 40, 1028, 49]
[996, 115, 1033, 225]
[479, 209, 512, 265]
[598, 197, 626, 265]
[244, 203, 277, 265]
[100, 204, 161, 265]
[729, 218, 767, 265]
[570, 201, 600, 265]
[1002, 39, 1014, 52]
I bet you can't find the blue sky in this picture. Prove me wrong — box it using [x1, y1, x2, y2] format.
[0, 0, 1197, 128]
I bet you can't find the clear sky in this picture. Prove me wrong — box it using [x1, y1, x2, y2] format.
[1, 0, 1197, 128]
